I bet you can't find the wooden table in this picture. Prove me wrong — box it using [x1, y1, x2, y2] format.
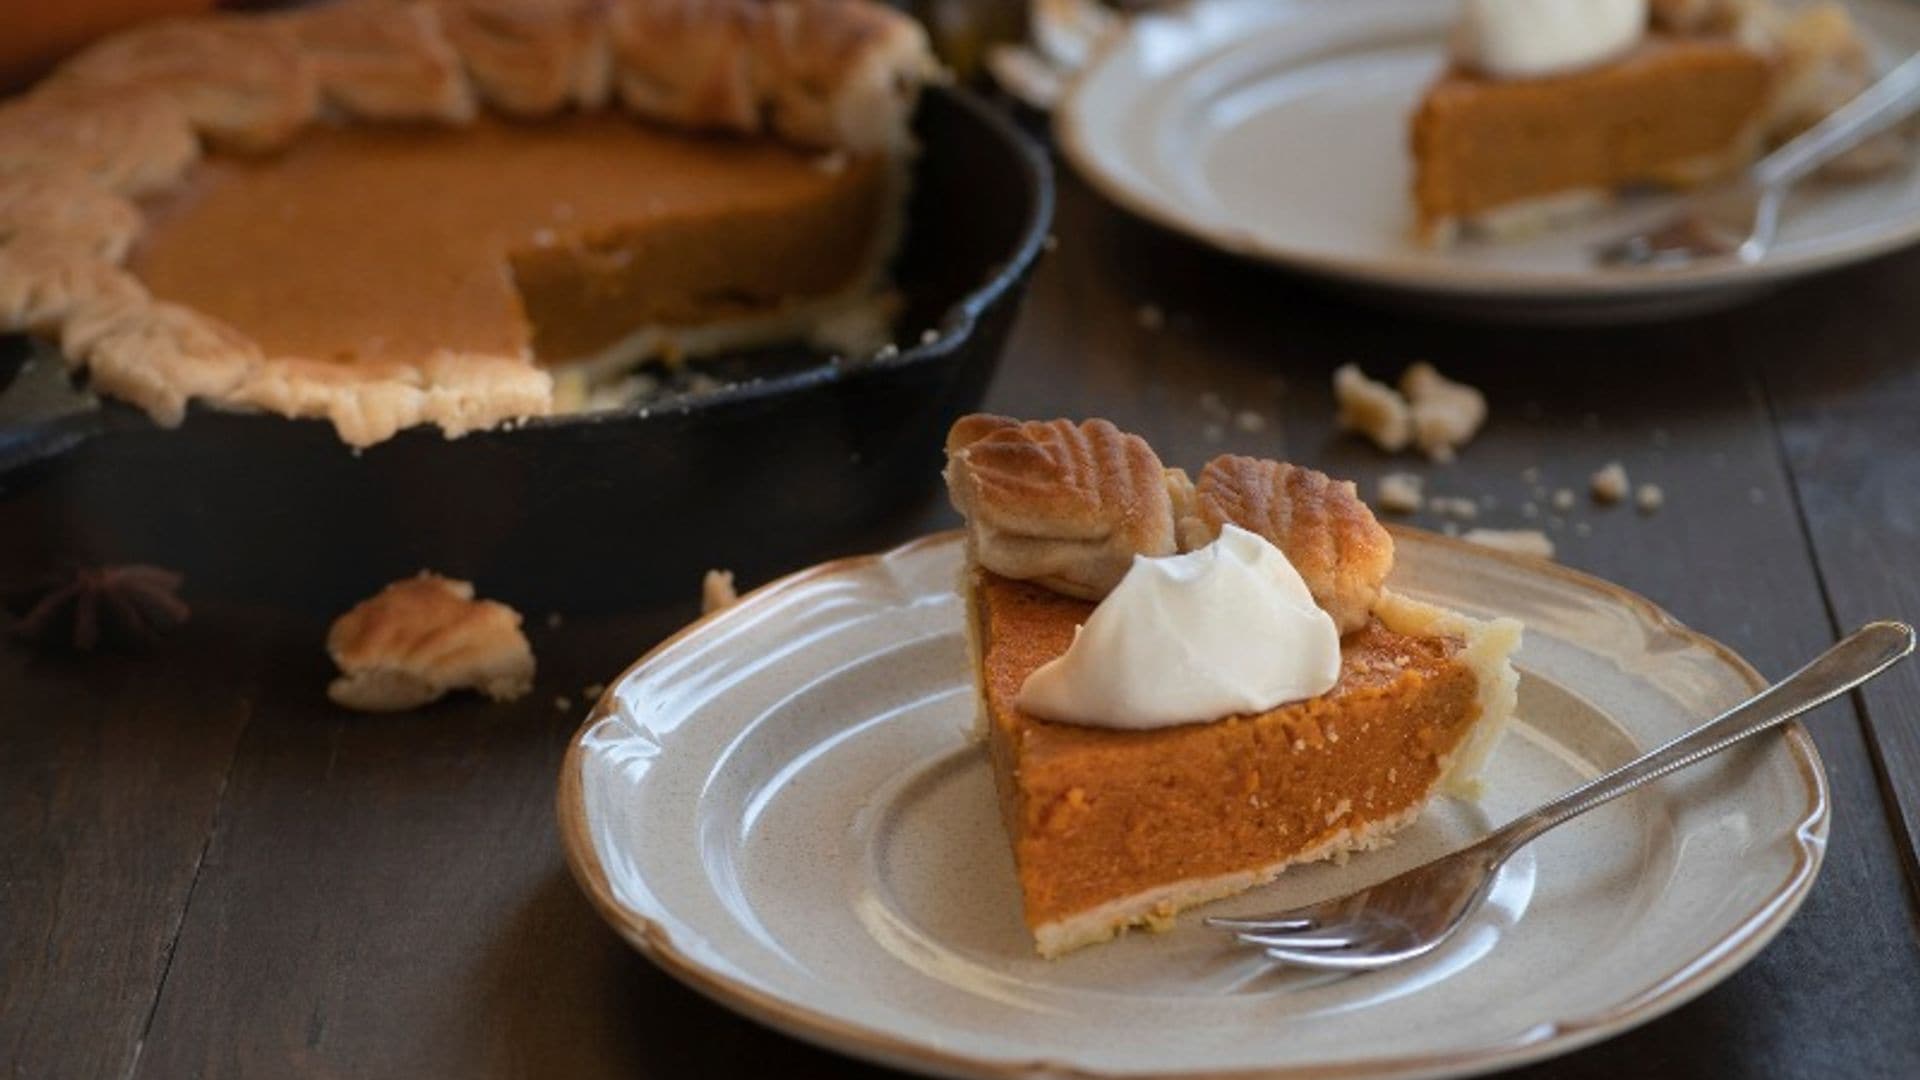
[6, 165, 1920, 1078]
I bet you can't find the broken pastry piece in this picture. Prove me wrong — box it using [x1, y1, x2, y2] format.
[948, 413, 1523, 956]
[944, 415, 1183, 601]
[326, 572, 535, 711]
[1178, 454, 1395, 635]
[1401, 362, 1487, 463]
[1334, 362, 1487, 462]
[1333, 363, 1412, 453]
[1463, 527, 1557, 560]
[701, 569, 740, 614]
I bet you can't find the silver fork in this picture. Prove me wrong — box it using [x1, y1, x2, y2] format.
[1594, 51, 1920, 269]
[1210, 620, 1915, 973]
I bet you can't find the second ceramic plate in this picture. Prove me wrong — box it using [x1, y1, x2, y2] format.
[560, 529, 1827, 1080]
[1057, 0, 1920, 323]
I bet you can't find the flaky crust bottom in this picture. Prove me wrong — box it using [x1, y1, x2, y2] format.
[1032, 801, 1428, 958]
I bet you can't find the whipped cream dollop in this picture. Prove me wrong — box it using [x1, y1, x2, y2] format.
[1015, 524, 1341, 730]
[1454, 0, 1648, 79]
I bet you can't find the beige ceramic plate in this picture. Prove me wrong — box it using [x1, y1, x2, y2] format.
[559, 529, 1827, 1079]
[1056, 0, 1920, 323]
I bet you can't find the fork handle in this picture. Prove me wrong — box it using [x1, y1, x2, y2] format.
[1485, 621, 1915, 858]
[1754, 51, 1920, 192]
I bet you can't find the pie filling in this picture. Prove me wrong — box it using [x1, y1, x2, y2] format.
[129, 111, 899, 391]
[1413, 36, 1774, 240]
[975, 572, 1491, 952]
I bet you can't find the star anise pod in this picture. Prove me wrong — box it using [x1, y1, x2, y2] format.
[5, 564, 191, 651]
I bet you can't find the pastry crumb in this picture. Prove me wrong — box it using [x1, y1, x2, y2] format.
[1400, 362, 1487, 462]
[1462, 528, 1556, 560]
[1135, 303, 1165, 331]
[1333, 363, 1412, 453]
[1590, 462, 1629, 503]
[326, 572, 536, 712]
[1202, 422, 1225, 444]
[702, 569, 739, 614]
[1551, 488, 1576, 512]
[1233, 409, 1267, 433]
[1376, 472, 1425, 514]
[545, 611, 563, 629]
[554, 695, 572, 712]
[1427, 495, 1479, 520]
[1636, 483, 1665, 514]
[582, 682, 606, 699]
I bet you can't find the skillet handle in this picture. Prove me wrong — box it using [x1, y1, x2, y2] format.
[0, 338, 110, 475]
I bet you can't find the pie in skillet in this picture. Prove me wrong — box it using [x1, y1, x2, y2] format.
[1413, 0, 1885, 244]
[944, 415, 1523, 956]
[0, 0, 937, 447]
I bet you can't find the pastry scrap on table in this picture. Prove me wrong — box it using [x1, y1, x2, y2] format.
[326, 572, 535, 712]
[701, 569, 739, 614]
[1335, 362, 1488, 462]
[944, 414, 1523, 956]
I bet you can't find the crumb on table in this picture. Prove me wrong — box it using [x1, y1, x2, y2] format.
[1376, 472, 1424, 514]
[702, 569, 739, 614]
[1462, 528, 1556, 560]
[1591, 462, 1630, 504]
[1333, 364, 1412, 453]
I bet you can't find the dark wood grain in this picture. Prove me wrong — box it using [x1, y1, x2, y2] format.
[1759, 252, 1920, 891]
[5, 174, 1920, 1079]
[0, 614, 256, 1078]
[130, 603, 912, 1079]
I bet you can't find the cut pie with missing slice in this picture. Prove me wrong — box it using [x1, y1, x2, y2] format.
[945, 416, 1522, 957]
[0, 0, 936, 447]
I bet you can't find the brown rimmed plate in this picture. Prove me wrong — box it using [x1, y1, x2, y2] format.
[1057, 0, 1920, 324]
[558, 527, 1827, 1080]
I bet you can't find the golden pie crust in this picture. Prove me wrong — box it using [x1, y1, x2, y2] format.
[943, 414, 1522, 956]
[0, 0, 936, 447]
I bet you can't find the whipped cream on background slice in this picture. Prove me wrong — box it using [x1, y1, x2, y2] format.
[1454, 0, 1649, 79]
[1016, 524, 1342, 730]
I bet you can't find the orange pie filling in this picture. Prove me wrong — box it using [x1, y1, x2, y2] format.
[973, 571, 1516, 956]
[1412, 36, 1775, 243]
[130, 112, 901, 396]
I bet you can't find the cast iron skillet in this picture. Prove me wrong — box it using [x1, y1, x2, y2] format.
[0, 86, 1053, 614]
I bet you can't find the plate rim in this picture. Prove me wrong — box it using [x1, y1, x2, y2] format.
[1054, 0, 1920, 301]
[556, 527, 1831, 1080]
